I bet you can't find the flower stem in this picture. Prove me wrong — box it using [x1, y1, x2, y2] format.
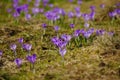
[62, 56, 64, 66]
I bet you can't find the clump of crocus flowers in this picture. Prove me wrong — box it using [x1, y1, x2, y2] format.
[9, 38, 37, 73]
[5, 0, 117, 72]
[51, 34, 72, 63]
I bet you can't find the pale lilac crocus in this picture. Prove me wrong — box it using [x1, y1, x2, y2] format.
[10, 44, 17, 56]
[10, 44, 17, 51]
[108, 31, 114, 36]
[32, 7, 39, 15]
[84, 22, 90, 28]
[25, 14, 31, 20]
[59, 48, 66, 57]
[61, 34, 72, 42]
[84, 31, 92, 39]
[84, 28, 94, 39]
[54, 26, 60, 32]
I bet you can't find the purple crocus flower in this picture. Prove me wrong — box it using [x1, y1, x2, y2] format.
[89, 11, 95, 20]
[73, 29, 84, 37]
[42, 23, 47, 29]
[23, 43, 32, 51]
[10, 44, 17, 51]
[70, 23, 75, 28]
[96, 29, 105, 36]
[61, 34, 72, 42]
[73, 29, 81, 37]
[18, 38, 23, 44]
[59, 48, 66, 57]
[90, 6, 95, 11]
[14, 58, 22, 67]
[21, 4, 29, 13]
[45, 10, 60, 21]
[27, 54, 37, 64]
[15, 7, 22, 14]
[58, 41, 68, 49]
[88, 28, 94, 34]
[51, 37, 68, 48]
[109, 11, 117, 18]
[115, 9, 120, 15]
[13, 12, 20, 18]
[82, 13, 90, 21]
[83, 28, 94, 38]
[54, 26, 60, 32]
[75, 7, 80, 13]
[68, 11, 74, 18]
[51, 37, 60, 46]
[83, 31, 92, 38]
[0, 51, 3, 56]
[15, 4, 28, 14]
[59, 9, 66, 16]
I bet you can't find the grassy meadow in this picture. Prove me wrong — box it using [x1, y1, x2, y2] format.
[0, 0, 120, 80]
